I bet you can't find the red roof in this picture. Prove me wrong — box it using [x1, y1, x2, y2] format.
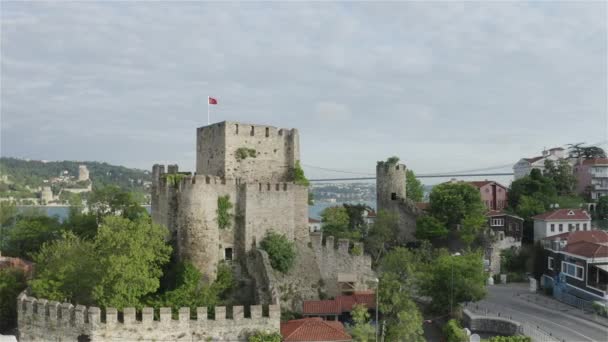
[303, 293, 376, 315]
[532, 209, 591, 221]
[365, 209, 376, 218]
[468, 180, 507, 190]
[415, 202, 430, 210]
[0, 255, 34, 276]
[543, 230, 608, 258]
[565, 241, 608, 258]
[309, 218, 321, 223]
[582, 158, 608, 165]
[281, 318, 352, 342]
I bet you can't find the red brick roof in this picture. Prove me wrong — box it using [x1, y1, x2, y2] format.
[281, 318, 352, 342]
[0, 255, 34, 276]
[415, 202, 430, 210]
[532, 209, 591, 221]
[565, 241, 608, 258]
[303, 293, 376, 315]
[582, 158, 608, 165]
[543, 230, 608, 258]
[365, 209, 376, 218]
[309, 218, 321, 223]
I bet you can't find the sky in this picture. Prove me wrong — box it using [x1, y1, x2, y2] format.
[1, 1, 607, 184]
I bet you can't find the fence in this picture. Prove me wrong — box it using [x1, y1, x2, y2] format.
[463, 302, 564, 342]
[553, 290, 595, 313]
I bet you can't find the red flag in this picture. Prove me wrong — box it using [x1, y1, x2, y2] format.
[208, 97, 218, 105]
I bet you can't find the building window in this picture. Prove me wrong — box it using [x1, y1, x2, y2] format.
[583, 223, 588, 231]
[225, 248, 233, 261]
[561, 261, 584, 281]
[491, 218, 504, 227]
[568, 224, 574, 232]
[548, 257, 554, 270]
[576, 223, 580, 231]
[550, 224, 555, 232]
[558, 224, 563, 232]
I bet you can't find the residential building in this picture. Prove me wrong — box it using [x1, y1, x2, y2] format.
[362, 208, 376, 225]
[302, 292, 376, 322]
[468, 181, 508, 211]
[540, 230, 608, 304]
[574, 158, 608, 200]
[484, 210, 524, 275]
[309, 218, 322, 232]
[532, 209, 591, 241]
[0, 251, 34, 277]
[513, 147, 566, 180]
[281, 318, 352, 342]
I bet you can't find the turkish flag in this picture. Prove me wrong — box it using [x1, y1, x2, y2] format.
[208, 97, 218, 105]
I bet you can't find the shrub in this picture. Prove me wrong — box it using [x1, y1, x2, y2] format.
[236, 147, 257, 160]
[247, 331, 282, 342]
[592, 301, 608, 317]
[350, 244, 363, 256]
[216, 195, 233, 229]
[260, 231, 296, 273]
[482, 337, 532, 342]
[443, 319, 468, 342]
[0, 269, 27, 334]
[293, 161, 309, 186]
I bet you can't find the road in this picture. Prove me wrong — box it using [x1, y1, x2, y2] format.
[469, 284, 608, 342]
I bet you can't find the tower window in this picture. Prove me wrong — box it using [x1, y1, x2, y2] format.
[225, 248, 233, 261]
[265, 127, 269, 137]
[250, 126, 255, 136]
[391, 192, 397, 200]
[235, 124, 239, 134]
[395, 165, 399, 170]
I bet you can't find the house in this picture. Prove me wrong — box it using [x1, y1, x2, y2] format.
[540, 230, 608, 304]
[484, 210, 524, 275]
[0, 251, 34, 277]
[532, 209, 591, 241]
[574, 158, 608, 201]
[302, 292, 376, 322]
[281, 317, 352, 342]
[362, 208, 376, 225]
[309, 218, 322, 232]
[513, 147, 567, 180]
[468, 181, 508, 211]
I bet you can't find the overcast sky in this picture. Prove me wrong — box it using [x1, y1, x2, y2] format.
[1, 1, 607, 183]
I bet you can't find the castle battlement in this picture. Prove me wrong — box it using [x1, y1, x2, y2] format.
[18, 292, 280, 342]
[309, 232, 366, 258]
[200, 121, 298, 139]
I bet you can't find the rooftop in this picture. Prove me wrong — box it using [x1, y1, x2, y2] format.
[582, 158, 608, 166]
[532, 208, 591, 221]
[543, 230, 608, 259]
[303, 292, 375, 315]
[281, 317, 352, 342]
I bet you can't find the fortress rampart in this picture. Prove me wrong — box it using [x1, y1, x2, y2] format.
[17, 292, 280, 342]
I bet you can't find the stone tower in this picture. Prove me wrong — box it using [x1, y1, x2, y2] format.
[376, 161, 421, 242]
[151, 121, 308, 281]
[78, 165, 90, 181]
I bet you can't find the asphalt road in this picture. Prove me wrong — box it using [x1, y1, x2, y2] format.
[470, 284, 608, 342]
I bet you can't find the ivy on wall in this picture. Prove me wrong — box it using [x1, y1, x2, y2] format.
[217, 195, 233, 229]
[293, 161, 309, 186]
[235, 147, 257, 160]
[163, 173, 186, 188]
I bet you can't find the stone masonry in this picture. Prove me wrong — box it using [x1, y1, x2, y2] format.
[376, 162, 422, 242]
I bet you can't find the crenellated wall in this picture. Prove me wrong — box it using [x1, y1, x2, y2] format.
[310, 232, 376, 297]
[17, 293, 280, 342]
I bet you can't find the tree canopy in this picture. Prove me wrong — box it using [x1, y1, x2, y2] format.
[406, 169, 424, 202]
[260, 231, 296, 273]
[428, 182, 485, 228]
[568, 143, 606, 159]
[543, 159, 576, 196]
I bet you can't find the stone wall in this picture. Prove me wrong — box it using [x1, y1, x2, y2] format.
[17, 293, 280, 342]
[246, 249, 281, 305]
[196, 121, 299, 182]
[462, 308, 522, 336]
[376, 162, 422, 242]
[310, 232, 376, 298]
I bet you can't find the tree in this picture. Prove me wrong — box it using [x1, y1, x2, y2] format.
[364, 210, 399, 264]
[459, 213, 487, 247]
[429, 182, 485, 228]
[543, 159, 576, 196]
[348, 304, 375, 342]
[568, 143, 606, 159]
[0, 202, 17, 250]
[342, 203, 368, 231]
[419, 250, 487, 313]
[406, 170, 424, 202]
[87, 185, 148, 223]
[29, 232, 98, 305]
[293, 161, 309, 186]
[259, 231, 296, 273]
[595, 196, 608, 220]
[92, 217, 172, 309]
[247, 331, 282, 342]
[0, 269, 27, 334]
[4, 214, 63, 259]
[380, 247, 430, 292]
[321, 206, 350, 228]
[415, 215, 448, 241]
[378, 273, 425, 342]
[443, 319, 468, 342]
[508, 169, 557, 210]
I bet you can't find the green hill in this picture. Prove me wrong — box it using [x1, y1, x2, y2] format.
[0, 157, 151, 201]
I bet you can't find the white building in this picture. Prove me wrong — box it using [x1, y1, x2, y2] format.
[40, 186, 53, 203]
[308, 218, 322, 232]
[532, 208, 592, 241]
[513, 147, 567, 180]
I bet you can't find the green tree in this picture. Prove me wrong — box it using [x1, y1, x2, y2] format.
[29, 232, 98, 304]
[419, 250, 487, 313]
[596, 196, 608, 220]
[87, 185, 148, 223]
[0, 201, 18, 250]
[92, 217, 172, 309]
[364, 210, 399, 264]
[321, 206, 350, 228]
[4, 214, 63, 259]
[379, 273, 425, 342]
[349, 303, 375, 342]
[460, 213, 487, 247]
[415, 215, 448, 241]
[544, 159, 576, 196]
[429, 182, 485, 228]
[247, 331, 282, 342]
[0, 269, 27, 334]
[293, 161, 309, 186]
[259, 231, 296, 273]
[443, 319, 468, 342]
[62, 209, 98, 240]
[568, 143, 606, 159]
[343, 203, 368, 231]
[508, 169, 557, 210]
[406, 169, 424, 202]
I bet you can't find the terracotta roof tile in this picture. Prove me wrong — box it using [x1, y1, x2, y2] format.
[303, 293, 376, 315]
[309, 218, 321, 223]
[303, 300, 342, 315]
[281, 318, 352, 342]
[565, 241, 608, 258]
[415, 202, 430, 210]
[582, 158, 608, 165]
[532, 209, 591, 221]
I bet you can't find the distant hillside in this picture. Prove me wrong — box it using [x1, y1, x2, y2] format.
[0, 157, 151, 198]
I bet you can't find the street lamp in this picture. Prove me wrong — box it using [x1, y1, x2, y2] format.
[450, 252, 461, 317]
[373, 277, 380, 342]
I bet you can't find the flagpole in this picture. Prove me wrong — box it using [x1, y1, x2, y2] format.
[207, 96, 210, 125]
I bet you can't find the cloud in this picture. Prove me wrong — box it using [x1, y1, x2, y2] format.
[314, 102, 352, 122]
